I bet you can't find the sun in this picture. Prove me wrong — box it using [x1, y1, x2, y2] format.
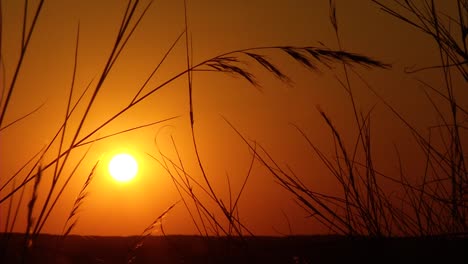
[108, 153, 138, 182]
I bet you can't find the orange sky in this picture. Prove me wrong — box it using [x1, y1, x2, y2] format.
[0, 0, 466, 236]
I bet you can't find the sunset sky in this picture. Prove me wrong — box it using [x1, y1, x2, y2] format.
[0, 0, 466, 237]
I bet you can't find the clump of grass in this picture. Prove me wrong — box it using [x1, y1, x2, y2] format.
[221, 0, 467, 238]
[149, 133, 256, 237]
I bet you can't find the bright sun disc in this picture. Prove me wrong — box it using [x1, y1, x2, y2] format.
[108, 153, 138, 182]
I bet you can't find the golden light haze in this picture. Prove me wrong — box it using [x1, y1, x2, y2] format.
[0, 0, 466, 237]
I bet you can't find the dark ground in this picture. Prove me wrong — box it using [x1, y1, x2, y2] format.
[1, 233, 466, 264]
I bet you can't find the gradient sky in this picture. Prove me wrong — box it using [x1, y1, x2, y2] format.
[0, 0, 466, 236]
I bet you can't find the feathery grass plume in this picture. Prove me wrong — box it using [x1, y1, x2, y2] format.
[61, 161, 98, 239]
[281, 46, 318, 70]
[127, 202, 179, 264]
[198, 45, 390, 88]
[244, 52, 290, 82]
[206, 56, 258, 86]
[315, 49, 391, 69]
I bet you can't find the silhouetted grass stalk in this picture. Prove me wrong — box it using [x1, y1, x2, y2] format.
[127, 202, 178, 264]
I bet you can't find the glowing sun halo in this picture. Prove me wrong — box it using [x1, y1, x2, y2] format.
[108, 153, 138, 182]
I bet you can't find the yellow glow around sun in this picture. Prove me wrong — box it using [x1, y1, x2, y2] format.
[108, 153, 138, 182]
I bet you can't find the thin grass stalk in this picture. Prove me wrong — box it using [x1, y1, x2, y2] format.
[148, 153, 226, 235]
[8, 177, 26, 235]
[0, 103, 44, 132]
[154, 151, 212, 197]
[21, 165, 41, 263]
[224, 172, 233, 234]
[3, 179, 15, 233]
[26, 166, 41, 244]
[320, 110, 372, 234]
[106, 0, 155, 75]
[328, 123, 355, 232]
[290, 124, 357, 233]
[127, 202, 178, 264]
[158, 135, 207, 235]
[53, 23, 80, 183]
[21, 0, 27, 47]
[169, 135, 207, 235]
[230, 143, 256, 217]
[0, 145, 44, 197]
[360, 113, 381, 236]
[183, 0, 221, 207]
[130, 31, 185, 104]
[256, 143, 353, 233]
[456, 0, 467, 54]
[0, 0, 45, 127]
